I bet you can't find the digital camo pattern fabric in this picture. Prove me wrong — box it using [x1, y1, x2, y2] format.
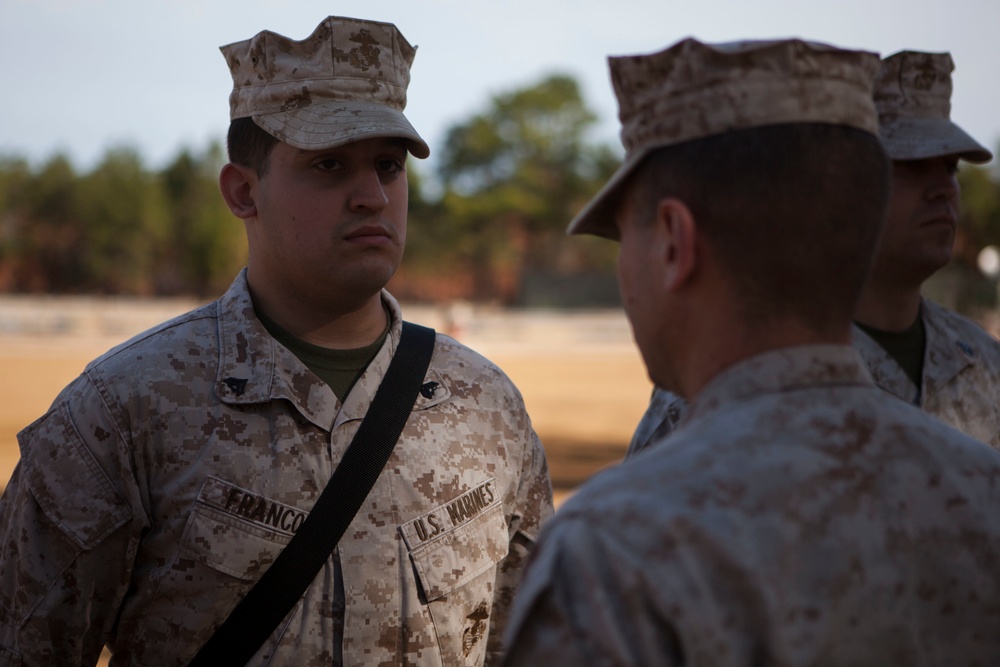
[0, 270, 553, 667]
[874, 50, 992, 163]
[624, 386, 684, 458]
[628, 299, 1000, 458]
[220, 16, 429, 158]
[504, 345, 1000, 666]
[853, 298, 1000, 449]
[568, 38, 880, 239]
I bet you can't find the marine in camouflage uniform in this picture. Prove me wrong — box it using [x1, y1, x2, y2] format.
[0, 16, 552, 667]
[855, 50, 1000, 448]
[628, 51, 1000, 458]
[503, 39, 1000, 666]
[854, 299, 1000, 447]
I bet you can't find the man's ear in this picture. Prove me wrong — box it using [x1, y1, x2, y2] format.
[656, 197, 698, 291]
[219, 162, 258, 220]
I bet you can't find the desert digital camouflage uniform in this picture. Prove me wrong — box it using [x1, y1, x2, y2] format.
[629, 301, 1000, 457]
[854, 299, 1000, 449]
[0, 271, 553, 667]
[626, 51, 1000, 460]
[504, 345, 1000, 666]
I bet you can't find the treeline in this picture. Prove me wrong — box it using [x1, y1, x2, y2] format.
[0, 144, 244, 298]
[1, 73, 999, 308]
[0, 75, 620, 305]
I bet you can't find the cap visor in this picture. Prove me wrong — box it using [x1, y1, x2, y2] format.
[566, 149, 650, 240]
[880, 117, 992, 163]
[254, 101, 430, 159]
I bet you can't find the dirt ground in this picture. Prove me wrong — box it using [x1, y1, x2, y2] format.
[0, 297, 652, 504]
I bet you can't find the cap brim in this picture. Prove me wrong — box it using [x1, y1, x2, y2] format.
[880, 117, 992, 164]
[566, 148, 652, 240]
[253, 101, 430, 159]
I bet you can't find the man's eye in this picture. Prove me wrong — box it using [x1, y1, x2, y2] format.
[315, 159, 342, 171]
[379, 159, 405, 173]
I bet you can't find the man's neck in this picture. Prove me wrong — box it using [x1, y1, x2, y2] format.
[854, 279, 923, 332]
[675, 316, 853, 402]
[250, 286, 389, 350]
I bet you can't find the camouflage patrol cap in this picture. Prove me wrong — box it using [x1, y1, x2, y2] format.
[568, 38, 881, 239]
[875, 51, 991, 164]
[220, 16, 430, 159]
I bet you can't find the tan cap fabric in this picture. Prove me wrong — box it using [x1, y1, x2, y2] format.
[568, 38, 881, 239]
[875, 51, 991, 164]
[220, 16, 429, 159]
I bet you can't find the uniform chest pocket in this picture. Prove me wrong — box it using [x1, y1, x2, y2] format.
[399, 478, 509, 601]
[131, 479, 305, 665]
[178, 476, 302, 580]
[399, 483, 509, 665]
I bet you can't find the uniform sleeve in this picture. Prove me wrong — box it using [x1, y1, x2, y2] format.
[0, 375, 143, 666]
[484, 421, 554, 665]
[500, 516, 683, 667]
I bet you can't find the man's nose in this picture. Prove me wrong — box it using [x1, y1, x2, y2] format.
[926, 162, 959, 201]
[349, 169, 389, 211]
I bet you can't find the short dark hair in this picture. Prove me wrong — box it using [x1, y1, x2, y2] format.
[628, 123, 890, 333]
[226, 117, 279, 177]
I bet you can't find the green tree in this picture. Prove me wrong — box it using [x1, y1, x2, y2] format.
[76, 147, 171, 294]
[160, 143, 246, 296]
[0, 156, 36, 289]
[434, 74, 619, 303]
[959, 162, 1000, 250]
[4, 154, 88, 291]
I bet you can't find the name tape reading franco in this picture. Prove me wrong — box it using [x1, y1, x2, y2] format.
[401, 478, 498, 544]
[198, 476, 309, 536]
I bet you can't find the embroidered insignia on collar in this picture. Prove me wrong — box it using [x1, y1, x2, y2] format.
[224, 377, 249, 396]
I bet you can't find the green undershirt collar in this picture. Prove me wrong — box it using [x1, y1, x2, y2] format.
[856, 314, 926, 390]
[255, 305, 391, 403]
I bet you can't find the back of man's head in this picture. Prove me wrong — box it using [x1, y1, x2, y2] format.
[632, 122, 889, 333]
[569, 38, 888, 335]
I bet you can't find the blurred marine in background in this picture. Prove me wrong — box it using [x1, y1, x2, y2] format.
[854, 50, 1000, 448]
[0, 15, 552, 667]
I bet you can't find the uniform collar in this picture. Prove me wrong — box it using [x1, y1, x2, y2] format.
[686, 344, 874, 424]
[919, 299, 977, 398]
[213, 270, 445, 431]
[334, 297, 449, 428]
[213, 270, 336, 430]
[852, 299, 976, 405]
[851, 324, 918, 403]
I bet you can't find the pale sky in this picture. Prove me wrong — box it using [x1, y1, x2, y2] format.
[2, 0, 998, 173]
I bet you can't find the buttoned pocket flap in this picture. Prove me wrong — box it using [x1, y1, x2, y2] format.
[404, 501, 508, 602]
[178, 477, 301, 580]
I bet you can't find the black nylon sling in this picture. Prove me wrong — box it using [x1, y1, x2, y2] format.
[188, 321, 437, 667]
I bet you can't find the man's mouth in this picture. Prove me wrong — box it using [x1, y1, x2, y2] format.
[345, 224, 393, 242]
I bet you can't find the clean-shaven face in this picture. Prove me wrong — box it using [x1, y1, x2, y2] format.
[873, 155, 961, 285]
[246, 137, 409, 314]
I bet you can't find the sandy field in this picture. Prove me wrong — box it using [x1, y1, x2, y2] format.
[0, 296, 651, 502]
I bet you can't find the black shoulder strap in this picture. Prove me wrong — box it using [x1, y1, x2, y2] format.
[189, 321, 437, 667]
